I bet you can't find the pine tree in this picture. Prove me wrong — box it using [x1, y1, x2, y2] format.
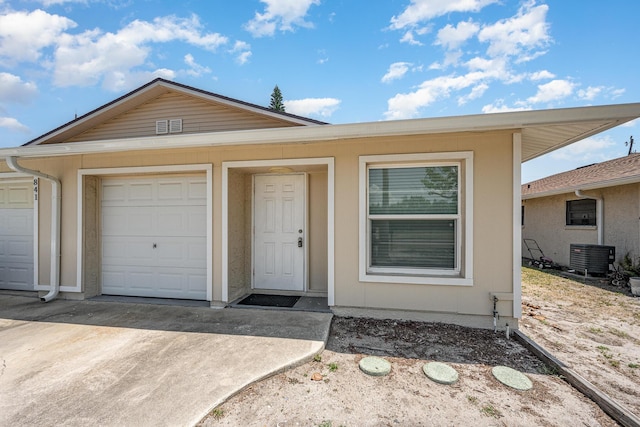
[269, 85, 285, 112]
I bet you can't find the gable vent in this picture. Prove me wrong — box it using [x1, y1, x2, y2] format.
[156, 120, 168, 134]
[169, 118, 183, 133]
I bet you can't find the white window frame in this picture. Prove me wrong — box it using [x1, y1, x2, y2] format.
[359, 152, 473, 286]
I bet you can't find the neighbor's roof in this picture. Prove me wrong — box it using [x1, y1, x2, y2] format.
[23, 78, 327, 146]
[522, 153, 640, 199]
[0, 77, 638, 161]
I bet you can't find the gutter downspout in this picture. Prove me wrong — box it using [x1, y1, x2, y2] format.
[6, 157, 61, 302]
[575, 190, 603, 245]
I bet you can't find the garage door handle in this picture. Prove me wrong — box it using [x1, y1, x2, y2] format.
[153, 243, 157, 249]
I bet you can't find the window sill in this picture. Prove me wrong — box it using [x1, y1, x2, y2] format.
[359, 273, 473, 286]
[564, 225, 597, 231]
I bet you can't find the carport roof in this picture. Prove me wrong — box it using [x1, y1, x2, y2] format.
[1, 98, 639, 162]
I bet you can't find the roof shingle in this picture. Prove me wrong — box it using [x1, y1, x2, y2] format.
[522, 153, 640, 197]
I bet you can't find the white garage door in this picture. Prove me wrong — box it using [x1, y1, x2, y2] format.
[101, 176, 207, 300]
[0, 181, 34, 291]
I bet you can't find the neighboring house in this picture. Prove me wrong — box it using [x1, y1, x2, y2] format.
[522, 153, 640, 268]
[0, 78, 638, 329]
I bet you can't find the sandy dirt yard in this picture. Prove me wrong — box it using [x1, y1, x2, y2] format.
[197, 266, 640, 427]
[520, 266, 640, 418]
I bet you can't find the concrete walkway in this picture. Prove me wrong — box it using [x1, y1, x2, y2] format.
[0, 293, 332, 427]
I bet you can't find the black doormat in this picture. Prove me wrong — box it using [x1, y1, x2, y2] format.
[237, 294, 300, 308]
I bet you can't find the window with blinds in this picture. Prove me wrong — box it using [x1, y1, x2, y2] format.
[566, 199, 596, 226]
[367, 164, 460, 273]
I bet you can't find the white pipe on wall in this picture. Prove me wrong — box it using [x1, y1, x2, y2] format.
[575, 190, 603, 245]
[6, 157, 61, 302]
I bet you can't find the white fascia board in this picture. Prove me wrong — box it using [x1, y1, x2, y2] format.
[3, 103, 640, 160]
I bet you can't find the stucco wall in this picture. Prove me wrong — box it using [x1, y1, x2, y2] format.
[522, 183, 640, 267]
[1, 129, 518, 322]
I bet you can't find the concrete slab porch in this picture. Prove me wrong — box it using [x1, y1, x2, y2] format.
[0, 293, 332, 427]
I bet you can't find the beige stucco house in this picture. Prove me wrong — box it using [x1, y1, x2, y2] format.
[1, 78, 638, 329]
[522, 153, 640, 269]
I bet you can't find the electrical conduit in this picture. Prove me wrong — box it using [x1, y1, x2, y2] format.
[6, 157, 61, 302]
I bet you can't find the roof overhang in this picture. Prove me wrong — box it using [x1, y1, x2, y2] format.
[2, 102, 639, 161]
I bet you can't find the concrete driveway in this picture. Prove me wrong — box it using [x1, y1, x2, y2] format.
[0, 293, 332, 427]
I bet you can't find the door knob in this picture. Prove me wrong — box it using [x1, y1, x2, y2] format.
[297, 237, 303, 248]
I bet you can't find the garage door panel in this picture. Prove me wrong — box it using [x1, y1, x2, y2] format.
[128, 272, 155, 291]
[103, 206, 203, 237]
[129, 182, 155, 202]
[158, 206, 205, 236]
[127, 212, 155, 234]
[188, 181, 207, 200]
[103, 267, 206, 299]
[157, 182, 184, 201]
[102, 207, 154, 235]
[157, 212, 187, 235]
[0, 203, 34, 291]
[7, 240, 31, 260]
[102, 183, 127, 202]
[0, 265, 33, 288]
[101, 176, 207, 300]
[103, 239, 154, 266]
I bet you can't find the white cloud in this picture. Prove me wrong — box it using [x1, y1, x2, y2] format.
[611, 88, 625, 98]
[285, 97, 340, 118]
[527, 79, 575, 104]
[316, 49, 328, 64]
[621, 118, 638, 128]
[550, 135, 616, 162]
[399, 30, 423, 46]
[0, 9, 76, 64]
[577, 86, 603, 101]
[230, 40, 252, 65]
[458, 83, 488, 105]
[36, 0, 87, 5]
[464, 56, 507, 78]
[244, 0, 320, 37]
[52, 15, 227, 90]
[477, 1, 550, 61]
[529, 70, 555, 80]
[236, 50, 252, 65]
[184, 54, 211, 77]
[103, 68, 176, 93]
[381, 62, 412, 83]
[481, 101, 531, 113]
[0, 116, 29, 133]
[385, 72, 487, 120]
[390, 0, 498, 30]
[435, 20, 479, 50]
[0, 73, 38, 104]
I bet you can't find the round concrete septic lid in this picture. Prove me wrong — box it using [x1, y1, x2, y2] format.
[359, 356, 391, 376]
[492, 366, 533, 391]
[423, 362, 459, 385]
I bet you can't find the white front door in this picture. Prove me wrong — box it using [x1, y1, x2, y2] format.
[253, 174, 306, 291]
[101, 176, 207, 300]
[0, 181, 34, 291]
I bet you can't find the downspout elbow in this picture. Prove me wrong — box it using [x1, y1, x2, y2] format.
[575, 190, 603, 245]
[5, 156, 61, 302]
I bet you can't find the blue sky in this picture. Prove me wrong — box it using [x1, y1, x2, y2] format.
[0, 0, 638, 182]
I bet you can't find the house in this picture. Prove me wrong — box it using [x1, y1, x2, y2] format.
[0, 78, 638, 329]
[522, 153, 640, 268]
